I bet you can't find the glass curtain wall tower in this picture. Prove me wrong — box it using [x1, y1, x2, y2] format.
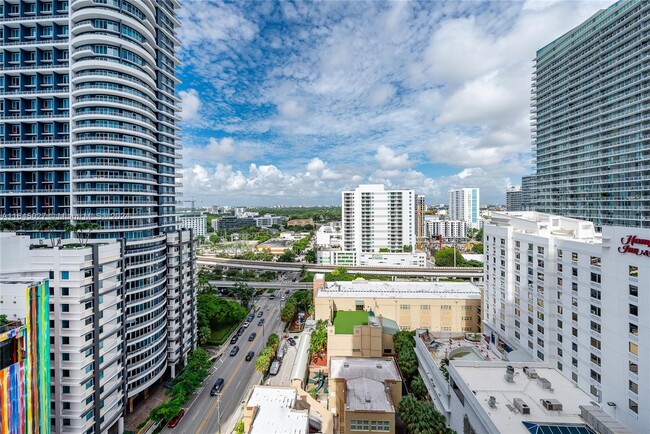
[0, 0, 196, 431]
[532, 0, 650, 228]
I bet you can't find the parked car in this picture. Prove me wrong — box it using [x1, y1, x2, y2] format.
[236, 327, 245, 336]
[230, 345, 239, 357]
[269, 360, 281, 376]
[258, 318, 265, 326]
[245, 351, 255, 361]
[248, 332, 257, 342]
[167, 409, 185, 428]
[243, 321, 250, 328]
[230, 335, 238, 345]
[247, 313, 255, 322]
[287, 337, 297, 346]
[257, 311, 264, 317]
[210, 378, 224, 396]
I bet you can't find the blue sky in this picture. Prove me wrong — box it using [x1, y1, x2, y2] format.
[176, 0, 612, 207]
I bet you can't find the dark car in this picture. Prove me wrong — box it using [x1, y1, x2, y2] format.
[247, 313, 255, 322]
[167, 409, 185, 428]
[230, 335, 238, 345]
[269, 294, 276, 299]
[257, 311, 264, 318]
[248, 332, 257, 342]
[245, 351, 255, 361]
[230, 345, 239, 357]
[287, 337, 297, 346]
[258, 318, 265, 326]
[285, 289, 290, 294]
[210, 378, 224, 396]
[236, 327, 245, 337]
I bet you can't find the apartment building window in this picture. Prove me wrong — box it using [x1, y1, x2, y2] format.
[572, 357, 578, 368]
[591, 353, 601, 367]
[590, 289, 601, 300]
[557, 362, 563, 371]
[440, 305, 451, 310]
[571, 252, 578, 262]
[557, 348, 563, 357]
[629, 323, 638, 336]
[61, 304, 69, 312]
[420, 305, 430, 310]
[572, 282, 578, 291]
[572, 267, 578, 277]
[557, 319, 563, 330]
[557, 333, 563, 343]
[591, 338, 601, 350]
[590, 305, 601, 317]
[629, 266, 638, 277]
[630, 342, 638, 356]
[399, 305, 410, 310]
[590, 385, 599, 398]
[590, 273, 601, 284]
[630, 361, 638, 374]
[537, 246, 544, 254]
[629, 399, 639, 414]
[572, 372, 578, 383]
[557, 249, 563, 258]
[629, 381, 638, 394]
[590, 370, 601, 383]
[515, 241, 520, 248]
[557, 263, 563, 272]
[629, 304, 638, 316]
[629, 285, 638, 297]
[350, 421, 369, 431]
[590, 321, 601, 333]
[590, 256, 601, 267]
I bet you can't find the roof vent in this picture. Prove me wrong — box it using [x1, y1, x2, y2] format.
[541, 399, 563, 411]
[488, 396, 496, 408]
[537, 377, 552, 389]
[376, 364, 382, 369]
[523, 366, 538, 379]
[504, 365, 515, 383]
[365, 396, 372, 403]
[513, 398, 531, 414]
[343, 362, 349, 368]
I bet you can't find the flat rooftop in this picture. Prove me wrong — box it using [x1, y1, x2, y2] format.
[346, 377, 393, 413]
[245, 386, 308, 434]
[330, 357, 400, 383]
[452, 362, 599, 434]
[318, 280, 481, 300]
[333, 311, 369, 334]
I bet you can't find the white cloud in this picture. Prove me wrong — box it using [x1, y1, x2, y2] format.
[179, 89, 201, 122]
[374, 145, 411, 170]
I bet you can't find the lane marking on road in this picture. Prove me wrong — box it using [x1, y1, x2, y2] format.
[195, 337, 260, 434]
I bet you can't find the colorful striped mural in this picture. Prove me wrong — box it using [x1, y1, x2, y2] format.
[0, 280, 50, 434]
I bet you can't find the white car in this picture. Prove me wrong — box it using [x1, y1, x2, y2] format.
[243, 322, 250, 328]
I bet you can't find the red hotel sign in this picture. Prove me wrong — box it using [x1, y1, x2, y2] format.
[619, 235, 650, 257]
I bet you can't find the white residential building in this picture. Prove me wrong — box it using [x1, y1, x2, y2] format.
[506, 186, 523, 211]
[449, 188, 480, 228]
[425, 217, 467, 239]
[341, 184, 418, 266]
[315, 224, 342, 248]
[483, 212, 649, 433]
[255, 214, 285, 228]
[178, 213, 207, 238]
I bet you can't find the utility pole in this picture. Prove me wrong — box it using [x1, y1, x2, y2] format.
[217, 392, 221, 434]
[453, 238, 456, 268]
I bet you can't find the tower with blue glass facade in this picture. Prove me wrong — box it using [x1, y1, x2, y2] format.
[0, 1, 196, 432]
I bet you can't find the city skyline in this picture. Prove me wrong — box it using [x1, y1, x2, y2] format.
[177, 0, 612, 206]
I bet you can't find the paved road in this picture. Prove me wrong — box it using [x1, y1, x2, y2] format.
[161, 296, 286, 434]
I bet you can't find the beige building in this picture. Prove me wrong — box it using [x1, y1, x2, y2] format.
[313, 275, 482, 333]
[242, 386, 309, 434]
[329, 357, 402, 434]
[326, 311, 398, 363]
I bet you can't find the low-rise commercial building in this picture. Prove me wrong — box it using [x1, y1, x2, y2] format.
[329, 357, 402, 434]
[314, 275, 481, 333]
[316, 250, 426, 268]
[255, 214, 285, 228]
[242, 386, 309, 434]
[256, 239, 295, 255]
[326, 311, 398, 363]
[213, 216, 257, 232]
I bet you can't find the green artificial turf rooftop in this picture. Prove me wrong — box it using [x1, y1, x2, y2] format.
[333, 310, 369, 334]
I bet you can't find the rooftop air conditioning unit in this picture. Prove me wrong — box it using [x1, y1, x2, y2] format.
[488, 396, 496, 408]
[513, 398, 531, 414]
[523, 366, 538, 379]
[537, 377, 552, 389]
[504, 365, 515, 383]
[541, 399, 563, 411]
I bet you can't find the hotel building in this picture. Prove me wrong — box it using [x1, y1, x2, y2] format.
[532, 0, 650, 228]
[483, 212, 649, 433]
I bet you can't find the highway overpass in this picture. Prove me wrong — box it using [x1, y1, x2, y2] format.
[197, 256, 484, 282]
[209, 280, 312, 290]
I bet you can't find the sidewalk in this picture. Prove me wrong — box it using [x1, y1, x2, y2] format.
[123, 345, 227, 432]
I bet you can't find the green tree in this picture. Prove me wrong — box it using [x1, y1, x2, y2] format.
[0, 314, 8, 327]
[281, 299, 297, 323]
[232, 282, 255, 307]
[255, 351, 271, 373]
[149, 398, 182, 424]
[309, 321, 327, 359]
[475, 228, 484, 241]
[304, 248, 317, 263]
[472, 243, 484, 254]
[411, 375, 428, 399]
[266, 333, 280, 353]
[393, 330, 416, 354]
[403, 245, 413, 252]
[278, 249, 296, 262]
[199, 326, 212, 345]
[234, 420, 245, 434]
[433, 247, 465, 267]
[209, 234, 220, 243]
[397, 348, 419, 381]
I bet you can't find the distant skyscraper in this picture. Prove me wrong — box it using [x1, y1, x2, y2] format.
[416, 194, 426, 247]
[531, 0, 650, 228]
[342, 184, 416, 254]
[448, 188, 480, 228]
[521, 175, 537, 211]
[0, 0, 196, 430]
[506, 186, 523, 211]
